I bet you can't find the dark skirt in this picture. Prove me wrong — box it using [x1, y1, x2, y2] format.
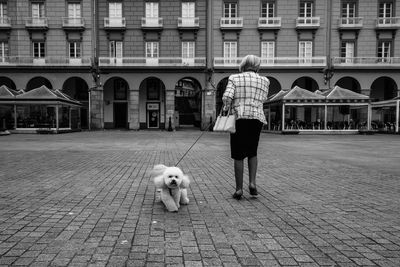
[230, 119, 263, 160]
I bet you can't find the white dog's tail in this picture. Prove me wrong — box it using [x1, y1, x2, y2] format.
[151, 164, 167, 178]
[151, 164, 168, 190]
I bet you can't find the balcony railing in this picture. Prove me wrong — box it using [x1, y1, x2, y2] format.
[376, 17, 400, 28]
[25, 17, 48, 29]
[214, 57, 326, 67]
[141, 17, 163, 29]
[0, 16, 11, 28]
[220, 17, 243, 29]
[104, 17, 126, 29]
[0, 56, 92, 66]
[333, 57, 400, 67]
[62, 17, 85, 29]
[178, 17, 200, 29]
[296, 17, 320, 28]
[258, 17, 281, 29]
[98, 57, 206, 67]
[338, 17, 363, 29]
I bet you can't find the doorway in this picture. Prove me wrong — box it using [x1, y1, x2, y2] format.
[114, 102, 127, 128]
[147, 102, 160, 128]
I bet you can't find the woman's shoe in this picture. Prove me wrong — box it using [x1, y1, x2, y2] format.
[249, 186, 258, 196]
[232, 190, 243, 200]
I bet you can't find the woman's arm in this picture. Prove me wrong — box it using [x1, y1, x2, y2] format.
[222, 77, 235, 111]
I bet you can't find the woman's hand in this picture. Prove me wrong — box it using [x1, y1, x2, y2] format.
[222, 99, 232, 111]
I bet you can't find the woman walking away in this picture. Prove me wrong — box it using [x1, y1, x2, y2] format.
[222, 55, 270, 199]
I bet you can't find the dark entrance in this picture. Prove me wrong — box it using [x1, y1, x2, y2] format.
[114, 102, 127, 128]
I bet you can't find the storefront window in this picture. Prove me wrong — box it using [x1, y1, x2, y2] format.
[371, 106, 396, 132]
[16, 105, 55, 128]
[327, 106, 367, 130]
[0, 105, 14, 129]
[284, 105, 325, 130]
[59, 106, 70, 128]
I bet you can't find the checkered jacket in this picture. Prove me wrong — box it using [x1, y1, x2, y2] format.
[222, 71, 270, 124]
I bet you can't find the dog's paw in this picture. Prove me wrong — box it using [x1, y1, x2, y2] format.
[167, 206, 179, 212]
[180, 197, 189, 205]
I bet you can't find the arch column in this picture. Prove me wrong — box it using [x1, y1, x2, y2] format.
[129, 89, 140, 130]
[165, 89, 175, 130]
[203, 86, 215, 130]
[90, 86, 104, 129]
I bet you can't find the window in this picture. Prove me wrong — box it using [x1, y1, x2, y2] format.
[0, 42, 8, 62]
[182, 2, 195, 18]
[261, 1, 275, 18]
[146, 42, 159, 58]
[299, 1, 313, 17]
[341, 1, 356, 18]
[109, 41, 122, 58]
[224, 41, 237, 64]
[68, 3, 81, 18]
[182, 42, 195, 58]
[261, 41, 275, 63]
[378, 41, 392, 62]
[69, 42, 81, 58]
[0, 2, 7, 18]
[224, 3, 237, 18]
[146, 2, 159, 18]
[109, 2, 122, 18]
[340, 41, 355, 63]
[299, 41, 312, 63]
[32, 2, 45, 18]
[33, 42, 45, 58]
[379, 2, 393, 18]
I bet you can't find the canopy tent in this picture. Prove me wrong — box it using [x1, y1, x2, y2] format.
[0, 85, 82, 133]
[0, 86, 21, 130]
[370, 96, 399, 133]
[0, 85, 21, 102]
[264, 86, 370, 133]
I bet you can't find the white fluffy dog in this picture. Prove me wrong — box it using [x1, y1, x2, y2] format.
[151, 164, 190, 212]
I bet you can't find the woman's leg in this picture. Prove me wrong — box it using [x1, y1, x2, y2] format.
[233, 159, 244, 198]
[248, 156, 257, 189]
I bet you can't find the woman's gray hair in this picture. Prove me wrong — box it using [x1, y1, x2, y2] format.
[239, 55, 261, 72]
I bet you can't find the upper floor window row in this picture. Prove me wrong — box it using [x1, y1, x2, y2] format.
[28, 2, 82, 18]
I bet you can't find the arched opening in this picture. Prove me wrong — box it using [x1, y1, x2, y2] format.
[335, 77, 361, 93]
[174, 77, 202, 129]
[216, 77, 229, 115]
[370, 76, 397, 101]
[370, 77, 398, 130]
[103, 77, 129, 129]
[26, 77, 52, 91]
[291, 77, 319, 92]
[62, 77, 89, 129]
[0, 77, 16, 90]
[139, 77, 166, 129]
[266, 76, 282, 97]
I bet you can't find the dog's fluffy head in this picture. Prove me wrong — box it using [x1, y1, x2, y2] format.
[153, 165, 190, 189]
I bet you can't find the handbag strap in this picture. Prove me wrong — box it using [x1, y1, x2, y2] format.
[219, 105, 232, 117]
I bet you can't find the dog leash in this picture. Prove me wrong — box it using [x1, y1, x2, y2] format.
[175, 121, 212, 167]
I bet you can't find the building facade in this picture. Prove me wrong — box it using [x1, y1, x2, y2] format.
[0, 0, 399, 131]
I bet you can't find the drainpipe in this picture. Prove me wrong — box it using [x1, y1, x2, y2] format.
[89, 0, 99, 131]
[396, 100, 399, 133]
[206, 0, 213, 72]
[204, 0, 214, 130]
[325, 0, 333, 89]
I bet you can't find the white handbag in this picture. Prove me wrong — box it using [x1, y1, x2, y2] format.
[213, 107, 236, 133]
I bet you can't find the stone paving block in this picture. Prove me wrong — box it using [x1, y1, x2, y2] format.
[1, 132, 400, 266]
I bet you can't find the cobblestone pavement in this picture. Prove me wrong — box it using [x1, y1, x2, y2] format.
[0, 131, 400, 267]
